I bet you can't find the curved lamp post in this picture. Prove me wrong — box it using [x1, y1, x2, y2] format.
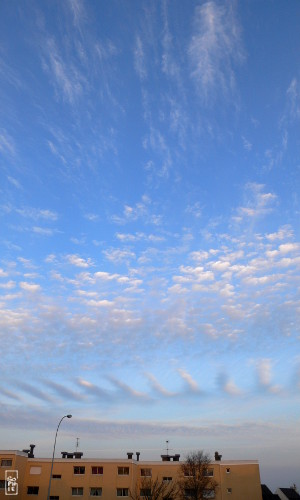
[47, 414, 72, 500]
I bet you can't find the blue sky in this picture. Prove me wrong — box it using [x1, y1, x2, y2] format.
[0, 0, 300, 490]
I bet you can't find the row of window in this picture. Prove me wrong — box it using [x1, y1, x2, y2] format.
[25, 487, 146, 496]
[0, 482, 233, 497]
[60, 466, 149, 476]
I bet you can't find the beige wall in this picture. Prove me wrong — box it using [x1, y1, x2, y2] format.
[0, 451, 262, 499]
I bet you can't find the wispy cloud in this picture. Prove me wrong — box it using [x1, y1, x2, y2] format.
[42, 37, 86, 104]
[146, 373, 176, 397]
[134, 35, 147, 80]
[234, 183, 277, 222]
[178, 369, 201, 393]
[0, 129, 16, 157]
[286, 77, 300, 120]
[256, 359, 282, 394]
[189, 1, 243, 101]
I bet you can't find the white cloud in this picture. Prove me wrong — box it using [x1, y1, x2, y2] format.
[0, 280, 16, 289]
[32, 226, 54, 236]
[19, 282, 41, 293]
[66, 254, 93, 268]
[265, 226, 294, 241]
[103, 249, 135, 264]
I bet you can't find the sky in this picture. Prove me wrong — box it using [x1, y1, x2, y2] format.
[0, 0, 300, 491]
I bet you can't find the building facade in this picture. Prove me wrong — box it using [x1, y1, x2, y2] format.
[0, 448, 263, 499]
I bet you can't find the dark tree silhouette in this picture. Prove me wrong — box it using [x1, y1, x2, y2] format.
[130, 476, 177, 500]
[177, 451, 217, 500]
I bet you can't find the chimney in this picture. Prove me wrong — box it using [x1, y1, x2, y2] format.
[127, 453, 134, 460]
[29, 444, 35, 458]
[74, 452, 83, 459]
[173, 454, 180, 461]
[214, 451, 222, 461]
[136, 452, 140, 461]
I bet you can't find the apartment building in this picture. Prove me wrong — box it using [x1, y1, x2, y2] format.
[0, 447, 263, 499]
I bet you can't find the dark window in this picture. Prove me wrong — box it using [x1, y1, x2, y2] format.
[117, 488, 129, 497]
[141, 468, 152, 477]
[1, 459, 12, 467]
[226, 468, 230, 473]
[184, 489, 194, 498]
[203, 490, 215, 498]
[118, 466, 129, 475]
[163, 477, 172, 482]
[92, 466, 103, 475]
[0, 480, 6, 489]
[204, 469, 214, 477]
[27, 486, 39, 495]
[50, 497, 60, 500]
[72, 487, 83, 496]
[140, 489, 152, 497]
[90, 487, 102, 496]
[74, 466, 85, 475]
[52, 474, 61, 479]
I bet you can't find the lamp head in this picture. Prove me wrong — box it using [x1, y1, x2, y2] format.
[67, 414, 72, 419]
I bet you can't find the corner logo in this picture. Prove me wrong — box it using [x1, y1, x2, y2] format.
[5, 470, 18, 496]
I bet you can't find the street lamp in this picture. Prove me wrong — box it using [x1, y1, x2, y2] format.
[47, 414, 72, 500]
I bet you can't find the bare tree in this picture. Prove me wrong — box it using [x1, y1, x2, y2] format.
[130, 476, 178, 500]
[177, 451, 217, 500]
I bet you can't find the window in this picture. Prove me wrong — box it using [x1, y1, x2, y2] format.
[52, 474, 61, 479]
[72, 487, 84, 496]
[226, 468, 230, 473]
[184, 470, 193, 477]
[184, 489, 194, 498]
[163, 477, 172, 482]
[1, 459, 12, 467]
[50, 497, 60, 500]
[0, 480, 6, 489]
[92, 466, 103, 475]
[117, 488, 129, 497]
[141, 468, 152, 477]
[140, 489, 152, 497]
[27, 486, 39, 495]
[90, 487, 102, 496]
[118, 466, 129, 475]
[74, 466, 85, 475]
[204, 469, 214, 477]
[30, 467, 41, 475]
[227, 488, 232, 494]
[203, 490, 215, 499]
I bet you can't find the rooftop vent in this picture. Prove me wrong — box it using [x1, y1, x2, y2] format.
[214, 451, 222, 461]
[22, 444, 35, 458]
[127, 452, 134, 460]
[136, 452, 140, 461]
[61, 451, 82, 459]
[161, 454, 180, 462]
